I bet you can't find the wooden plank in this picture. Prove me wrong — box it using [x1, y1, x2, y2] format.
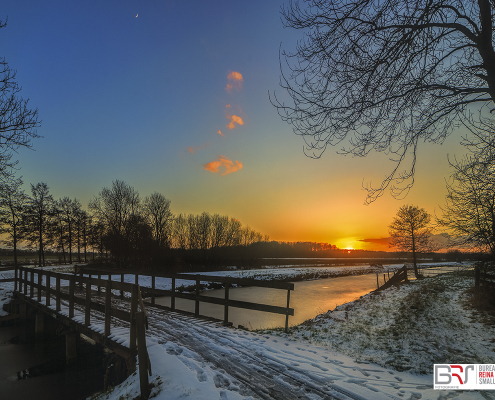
[176, 292, 294, 316]
[136, 312, 150, 400]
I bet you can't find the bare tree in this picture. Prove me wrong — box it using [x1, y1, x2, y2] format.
[389, 205, 432, 278]
[0, 176, 27, 266]
[143, 192, 172, 248]
[88, 180, 140, 267]
[0, 20, 41, 179]
[23, 182, 54, 267]
[272, 0, 495, 203]
[438, 126, 495, 254]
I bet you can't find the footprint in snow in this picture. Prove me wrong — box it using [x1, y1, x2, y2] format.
[394, 376, 403, 382]
[196, 370, 207, 382]
[214, 373, 230, 388]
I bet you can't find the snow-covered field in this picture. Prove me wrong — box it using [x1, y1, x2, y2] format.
[1, 264, 493, 399]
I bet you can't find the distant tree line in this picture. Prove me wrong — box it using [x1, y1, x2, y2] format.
[0, 179, 267, 270]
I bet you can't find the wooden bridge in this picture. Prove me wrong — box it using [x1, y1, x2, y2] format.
[6, 265, 295, 398]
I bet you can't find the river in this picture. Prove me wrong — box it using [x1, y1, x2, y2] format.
[154, 272, 380, 330]
[0, 323, 104, 400]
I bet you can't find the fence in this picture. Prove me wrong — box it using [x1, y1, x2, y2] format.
[375, 265, 408, 291]
[76, 266, 295, 332]
[14, 266, 151, 399]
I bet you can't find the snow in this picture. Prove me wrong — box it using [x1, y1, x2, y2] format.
[1, 264, 493, 399]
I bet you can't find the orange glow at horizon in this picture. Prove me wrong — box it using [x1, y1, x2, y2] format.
[204, 155, 243, 176]
[226, 115, 244, 129]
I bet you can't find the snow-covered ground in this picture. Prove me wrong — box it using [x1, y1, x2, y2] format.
[1, 265, 493, 399]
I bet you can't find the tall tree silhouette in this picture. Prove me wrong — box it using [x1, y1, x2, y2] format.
[0, 20, 41, 179]
[273, 0, 495, 202]
[389, 205, 432, 278]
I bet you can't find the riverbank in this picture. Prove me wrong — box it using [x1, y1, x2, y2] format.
[260, 271, 495, 376]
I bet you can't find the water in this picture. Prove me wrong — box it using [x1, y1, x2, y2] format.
[154, 273, 379, 330]
[0, 323, 104, 400]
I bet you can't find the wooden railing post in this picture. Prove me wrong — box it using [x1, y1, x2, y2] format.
[136, 311, 150, 400]
[45, 271, 50, 306]
[120, 273, 124, 299]
[14, 266, 18, 292]
[105, 280, 112, 337]
[224, 278, 229, 325]
[69, 275, 75, 318]
[37, 271, 42, 302]
[171, 275, 175, 310]
[56, 275, 61, 312]
[98, 274, 101, 294]
[85, 277, 91, 326]
[151, 275, 156, 306]
[24, 269, 28, 296]
[135, 274, 139, 285]
[285, 288, 291, 333]
[130, 285, 138, 354]
[30, 270, 34, 297]
[79, 268, 83, 290]
[195, 275, 200, 316]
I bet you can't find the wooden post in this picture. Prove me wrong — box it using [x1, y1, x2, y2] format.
[69, 275, 75, 318]
[56, 275, 61, 312]
[105, 280, 112, 337]
[37, 271, 42, 302]
[384, 274, 386, 284]
[30, 270, 34, 297]
[171, 276, 175, 310]
[120, 273, 124, 299]
[195, 275, 200, 316]
[14, 266, 18, 292]
[135, 274, 139, 285]
[224, 278, 229, 325]
[46, 271, 51, 306]
[98, 274, 101, 294]
[24, 269, 28, 296]
[136, 312, 150, 400]
[285, 289, 291, 333]
[85, 277, 91, 326]
[79, 269, 83, 289]
[376, 273, 379, 289]
[130, 285, 138, 354]
[151, 275, 156, 306]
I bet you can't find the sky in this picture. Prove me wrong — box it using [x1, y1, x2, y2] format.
[1, 0, 470, 251]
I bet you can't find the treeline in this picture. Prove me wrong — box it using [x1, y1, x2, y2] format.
[0, 179, 267, 270]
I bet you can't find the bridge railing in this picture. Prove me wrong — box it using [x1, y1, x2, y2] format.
[14, 266, 147, 351]
[76, 266, 295, 332]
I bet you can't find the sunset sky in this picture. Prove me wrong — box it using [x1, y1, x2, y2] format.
[2, 0, 470, 251]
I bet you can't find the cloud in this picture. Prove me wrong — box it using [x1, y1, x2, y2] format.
[225, 71, 243, 92]
[226, 114, 244, 129]
[226, 104, 231, 108]
[227, 71, 243, 81]
[358, 237, 391, 246]
[204, 155, 243, 176]
[187, 143, 209, 154]
[217, 130, 224, 137]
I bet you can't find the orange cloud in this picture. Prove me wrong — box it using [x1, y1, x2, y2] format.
[225, 71, 243, 92]
[217, 130, 224, 137]
[204, 155, 243, 176]
[227, 71, 243, 82]
[226, 104, 231, 108]
[226, 115, 244, 129]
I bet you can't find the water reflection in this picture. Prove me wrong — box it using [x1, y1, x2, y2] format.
[154, 273, 379, 330]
